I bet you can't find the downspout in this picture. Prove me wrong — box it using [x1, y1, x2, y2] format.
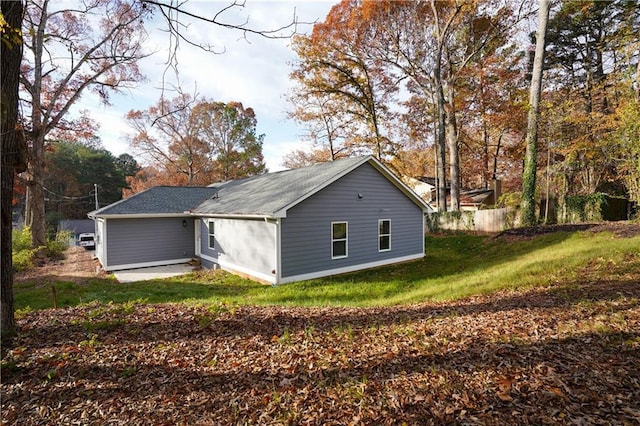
[194, 217, 201, 257]
[264, 217, 282, 286]
[276, 218, 282, 285]
[422, 209, 426, 257]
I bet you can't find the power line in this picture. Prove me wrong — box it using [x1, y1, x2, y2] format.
[42, 186, 95, 201]
[15, 175, 96, 200]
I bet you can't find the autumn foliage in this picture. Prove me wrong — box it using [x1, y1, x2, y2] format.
[287, 0, 640, 216]
[125, 93, 266, 194]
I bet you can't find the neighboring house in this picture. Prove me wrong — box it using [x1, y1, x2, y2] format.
[458, 189, 496, 211]
[58, 219, 96, 246]
[458, 180, 502, 211]
[422, 178, 502, 212]
[402, 176, 436, 205]
[89, 156, 430, 284]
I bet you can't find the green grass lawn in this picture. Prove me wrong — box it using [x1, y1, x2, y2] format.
[14, 228, 640, 313]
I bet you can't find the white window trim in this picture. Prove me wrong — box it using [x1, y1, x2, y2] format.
[331, 221, 348, 259]
[208, 220, 215, 249]
[378, 219, 391, 252]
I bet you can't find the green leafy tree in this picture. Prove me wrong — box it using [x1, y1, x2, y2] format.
[542, 0, 640, 198]
[44, 141, 136, 223]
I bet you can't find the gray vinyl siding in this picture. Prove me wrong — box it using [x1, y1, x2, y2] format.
[280, 163, 424, 278]
[199, 217, 276, 279]
[105, 217, 195, 268]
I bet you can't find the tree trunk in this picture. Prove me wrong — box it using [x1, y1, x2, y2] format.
[25, 131, 47, 247]
[521, 0, 550, 226]
[1, 0, 26, 340]
[434, 79, 448, 212]
[636, 51, 640, 100]
[433, 36, 447, 212]
[446, 85, 460, 211]
[429, 0, 460, 213]
[25, 0, 49, 248]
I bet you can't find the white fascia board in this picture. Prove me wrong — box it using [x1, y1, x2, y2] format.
[92, 213, 191, 219]
[189, 212, 275, 220]
[278, 253, 424, 284]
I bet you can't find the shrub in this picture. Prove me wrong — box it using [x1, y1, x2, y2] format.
[12, 226, 32, 252]
[563, 193, 607, 223]
[12, 227, 35, 271]
[12, 248, 36, 272]
[424, 212, 441, 233]
[46, 230, 71, 260]
[497, 191, 522, 209]
[424, 211, 474, 233]
[11, 227, 70, 270]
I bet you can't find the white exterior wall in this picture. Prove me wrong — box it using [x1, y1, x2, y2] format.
[197, 217, 278, 284]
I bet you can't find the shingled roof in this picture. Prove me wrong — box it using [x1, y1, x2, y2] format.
[90, 156, 428, 219]
[192, 156, 374, 217]
[89, 186, 220, 217]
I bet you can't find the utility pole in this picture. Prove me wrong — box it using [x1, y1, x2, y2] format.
[94, 184, 99, 210]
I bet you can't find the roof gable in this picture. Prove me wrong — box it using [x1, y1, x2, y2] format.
[194, 156, 429, 217]
[90, 156, 429, 219]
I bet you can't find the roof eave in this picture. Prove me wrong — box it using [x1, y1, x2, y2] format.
[190, 212, 280, 220]
[90, 213, 193, 219]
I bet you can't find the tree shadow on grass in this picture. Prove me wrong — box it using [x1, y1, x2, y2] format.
[13, 272, 263, 311]
[13, 276, 640, 352]
[269, 230, 598, 306]
[5, 259, 640, 424]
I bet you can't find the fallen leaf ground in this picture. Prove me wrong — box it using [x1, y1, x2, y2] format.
[2, 225, 640, 425]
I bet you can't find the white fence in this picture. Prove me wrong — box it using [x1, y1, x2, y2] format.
[426, 208, 519, 234]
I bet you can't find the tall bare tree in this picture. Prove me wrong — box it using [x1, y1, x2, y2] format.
[20, 0, 150, 248]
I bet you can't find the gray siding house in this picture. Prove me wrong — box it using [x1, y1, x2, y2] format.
[90, 156, 429, 284]
[89, 187, 219, 271]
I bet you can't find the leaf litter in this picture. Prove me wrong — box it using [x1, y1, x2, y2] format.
[3, 228, 640, 425]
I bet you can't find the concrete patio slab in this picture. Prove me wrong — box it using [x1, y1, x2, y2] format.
[113, 264, 195, 283]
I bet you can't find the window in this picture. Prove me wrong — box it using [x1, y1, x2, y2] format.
[379, 219, 391, 251]
[208, 221, 215, 249]
[331, 222, 348, 259]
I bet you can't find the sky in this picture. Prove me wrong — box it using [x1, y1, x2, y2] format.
[78, 1, 335, 172]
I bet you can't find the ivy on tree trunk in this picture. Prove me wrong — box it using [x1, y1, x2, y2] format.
[521, 0, 550, 227]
